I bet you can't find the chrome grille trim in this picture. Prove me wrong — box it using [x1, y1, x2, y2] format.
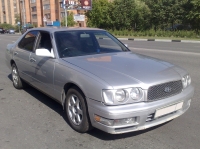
[147, 80, 183, 101]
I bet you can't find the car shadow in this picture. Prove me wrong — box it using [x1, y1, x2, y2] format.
[7, 74, 66, 120]
[8, 74, 12, 81]
[7, 74, 170, 140]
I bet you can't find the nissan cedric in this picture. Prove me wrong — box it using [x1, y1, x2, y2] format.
[5, 27, 194, 134]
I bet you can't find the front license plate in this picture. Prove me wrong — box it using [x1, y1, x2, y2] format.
[154, 102, 183, 118]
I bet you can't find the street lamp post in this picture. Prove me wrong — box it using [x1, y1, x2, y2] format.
[63, 0, 68, 27]
[21, 0, 26, 28]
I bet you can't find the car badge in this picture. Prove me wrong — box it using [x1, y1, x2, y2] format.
[164, 87, 172, 93]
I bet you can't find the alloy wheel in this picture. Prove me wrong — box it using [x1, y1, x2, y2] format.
[68, 94, 83, 125]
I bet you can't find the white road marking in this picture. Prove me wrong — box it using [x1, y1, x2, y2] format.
[155, 39, 171, 42]
[130, 47, 200, 56]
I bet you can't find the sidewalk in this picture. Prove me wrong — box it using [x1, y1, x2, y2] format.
[118, 38, 200, 43]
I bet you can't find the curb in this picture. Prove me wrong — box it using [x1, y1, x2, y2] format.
[118, 38, 200, 43]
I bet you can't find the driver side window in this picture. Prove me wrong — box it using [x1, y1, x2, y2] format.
[36, 31, 52, 52]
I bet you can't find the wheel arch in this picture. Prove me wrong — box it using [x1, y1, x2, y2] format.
[10, 59, 16, 66]
[62, 82, 87, 108]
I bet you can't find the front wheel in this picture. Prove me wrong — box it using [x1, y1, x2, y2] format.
[65, 87, 92, 133]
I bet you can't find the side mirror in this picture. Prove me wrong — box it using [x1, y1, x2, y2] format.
[35, 48, 55, 58]
[124, 44, 128, 47]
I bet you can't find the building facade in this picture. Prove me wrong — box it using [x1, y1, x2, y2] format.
[0, 0, 20, 25]
[19, 0, 86, 27]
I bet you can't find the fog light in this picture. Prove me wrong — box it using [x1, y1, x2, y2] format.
[114, 117, 137, 126]
[94, 115, 137, 126]
[94, 115, 114, 126]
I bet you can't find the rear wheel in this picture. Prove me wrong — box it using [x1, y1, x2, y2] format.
[11, 64, 25, 89]
[65, 87, 92, 133]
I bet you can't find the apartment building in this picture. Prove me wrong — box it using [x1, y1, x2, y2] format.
[0, 0, 20, 25]
[19, 0, 86, 27]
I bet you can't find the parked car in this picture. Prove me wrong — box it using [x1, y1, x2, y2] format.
[8, 29, 15, 34]
[165, 24, 192, 31]
[0, 28, 6, 34]
[5, 27, 194, 134]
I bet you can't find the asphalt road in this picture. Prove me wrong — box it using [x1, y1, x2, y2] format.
[0, 34, 199, 149]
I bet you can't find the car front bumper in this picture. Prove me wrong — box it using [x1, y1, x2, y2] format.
[87, 85, 194, 134]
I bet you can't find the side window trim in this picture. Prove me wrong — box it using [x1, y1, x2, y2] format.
[33, 31, 41, 53]
[34, 31, 55, 58]
[32, 30, 40, 52]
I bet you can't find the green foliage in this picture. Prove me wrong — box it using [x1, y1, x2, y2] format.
[0, 23, 15, 30]
[187, 0, 200, 32]
[109, 29, 198, 38]
[61, 12, 77, 27]
[86, 0, 199, 36]
[86, 0, 113, 28]
[15, 14, 20, 24]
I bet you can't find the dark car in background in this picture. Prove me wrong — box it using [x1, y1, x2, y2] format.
[0, 28, 6, 34]
[165, 24, 192, 31]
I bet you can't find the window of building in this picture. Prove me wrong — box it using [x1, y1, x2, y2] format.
[32, 14, 37, 19]
[61, 12, 65, 18]
[32, 6, 36, 12]
[30, 0, 36, 3]
[60, 2, 63, 8]
[44, 13, 51, 19]
[43, 4, 50, 10]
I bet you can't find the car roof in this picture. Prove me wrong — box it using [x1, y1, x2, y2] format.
[28, 27, 105, 33]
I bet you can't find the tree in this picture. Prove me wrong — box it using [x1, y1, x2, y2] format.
[86, 0, 151, 30]
[61, 12, 77, 27]
[0, 23, 15, 30]
[144, 0, 186, 30]
[86, 0, 113, 28]
[15, 14, 20, 24]
[187, 0, 200, 33]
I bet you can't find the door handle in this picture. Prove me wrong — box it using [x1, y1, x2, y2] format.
[30, 58, 36, 63]
[14, 52, 18, 55]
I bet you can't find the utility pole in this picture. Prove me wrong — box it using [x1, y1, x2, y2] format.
[21, 0, 26, 27]
[65, 8, 67, 27]
[40, 0, 44, 27]
[63, 0, 67, 27]
[19, 0, 22, 31]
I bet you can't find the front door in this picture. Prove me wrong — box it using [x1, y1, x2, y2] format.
[29, 31, 56, 98]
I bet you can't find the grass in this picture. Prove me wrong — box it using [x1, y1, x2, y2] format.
[108, 29, 200, 41]
[115, 36, 200, 41]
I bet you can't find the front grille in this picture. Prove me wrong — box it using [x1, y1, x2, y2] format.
[147, 80, 183, 101]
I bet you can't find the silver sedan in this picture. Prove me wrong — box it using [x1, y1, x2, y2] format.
[5, 27, 194, 134]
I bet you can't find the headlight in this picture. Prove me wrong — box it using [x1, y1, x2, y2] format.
[115, 90, 126, 102]
[182, 74, 191, 89]
[102, 88, 143, 105]
[130, 88, 143, 101]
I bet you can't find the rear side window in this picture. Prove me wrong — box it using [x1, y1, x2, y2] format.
[18, 31, 38, 51]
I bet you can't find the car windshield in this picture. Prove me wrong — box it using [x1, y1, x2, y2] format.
[54, 30, 129, 58]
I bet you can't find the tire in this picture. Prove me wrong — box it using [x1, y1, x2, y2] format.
[65, 87, 92, 133]
[11, 64, 25, 89]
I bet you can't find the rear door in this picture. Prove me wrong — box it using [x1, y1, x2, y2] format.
[13, 30, 39, 82]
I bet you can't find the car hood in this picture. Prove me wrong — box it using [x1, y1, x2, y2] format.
[62, 52, 182, 89]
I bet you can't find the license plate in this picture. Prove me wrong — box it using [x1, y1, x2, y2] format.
[154, 102, 184, 118]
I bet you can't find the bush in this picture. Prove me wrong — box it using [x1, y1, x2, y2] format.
[0, 23, 15, 30]
[109, 29, 198, 39]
